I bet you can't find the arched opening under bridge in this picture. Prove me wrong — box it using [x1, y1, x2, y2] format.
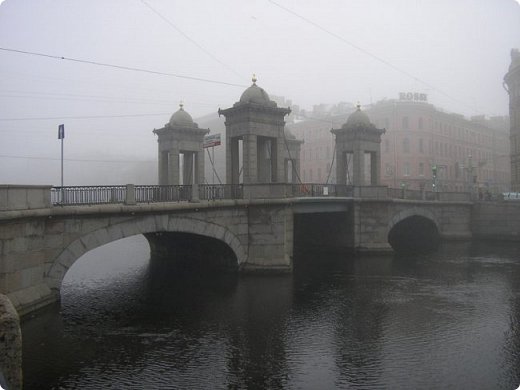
[388, 215, 440, 253]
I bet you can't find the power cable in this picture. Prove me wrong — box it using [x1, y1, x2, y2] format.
[268, 0, 485, 115]
[0, 112, 170, 121]
[0, 154, 155, 163]
[139, 0, 243, 79]
[0, 47, 248, 89]
[0, 91, 179, 106]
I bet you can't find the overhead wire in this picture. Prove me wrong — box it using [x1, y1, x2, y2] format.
[0, 112, 171, 121]
[0, 154, 154, 163]
[139, 0, 243, 80]
[267, 0, 485, 116]
[0, 47, 248, 89]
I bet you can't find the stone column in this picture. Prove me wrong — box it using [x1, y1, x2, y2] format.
[336, 146, 346, 185]
[195, 150, 205, 185]
[293, 158, 300, 184]
[0, 294, 22, 390]
[183, 152, 194, 185]
[226, 136, 234, 185]
[275, 136, 285, 183]
[353, 148, 365, 186]
[371, 151, 381, 185]
[243, 134, 258, 184]
[168, 149, 180, 185]
[257, 138, 269, 182]
[158, 150, 169, 185]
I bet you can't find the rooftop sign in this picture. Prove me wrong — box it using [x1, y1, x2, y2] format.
[399, 92, 428, 102]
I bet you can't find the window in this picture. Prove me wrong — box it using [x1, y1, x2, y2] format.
[419, 138, 424, 153]
[403, 138, 410, 153]
[402, 116, 409, 129]
[419, 162, 424, 176]
[384, 139, 390, 153]
[403, 162, 410, 176]
[384, 118, 390, 129]
[418, 117, 423, 129]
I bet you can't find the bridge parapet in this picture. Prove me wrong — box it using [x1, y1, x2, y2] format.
[0, 185, 51, 211]
[0, 183, 473, 212]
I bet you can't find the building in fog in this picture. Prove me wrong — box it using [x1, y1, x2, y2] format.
[504, 48, 520, 192]
[368, 97, 510, 194]
[290, 94, 510, 194]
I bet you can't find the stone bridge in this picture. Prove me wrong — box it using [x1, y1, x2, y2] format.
[0, 184, 475, 316]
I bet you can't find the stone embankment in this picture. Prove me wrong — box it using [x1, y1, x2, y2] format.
[0, 294, 22, 390]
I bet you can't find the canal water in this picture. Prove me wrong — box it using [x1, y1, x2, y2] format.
[22, 235, 520, 389]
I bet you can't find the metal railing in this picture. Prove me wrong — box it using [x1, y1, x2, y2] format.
[290, 183, 353, 197]
[199, 184, 243, 200]
[135, 185, 192, 203]
[52, 186, 126, 205]
[51, 184, 471, 206]
[51, 184, 244, 206]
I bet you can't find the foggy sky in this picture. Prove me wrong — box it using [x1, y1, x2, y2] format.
[1, 0, 519, 185]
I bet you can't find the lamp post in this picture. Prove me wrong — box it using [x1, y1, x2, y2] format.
[432, 164, 437, 192]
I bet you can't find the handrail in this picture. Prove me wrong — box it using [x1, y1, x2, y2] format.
[50, 184, 471, 206]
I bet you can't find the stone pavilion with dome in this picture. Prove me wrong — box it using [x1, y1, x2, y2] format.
[153, 103, 209, 186]
[218, 76, 295, 185]
[331, 104, 385, 186]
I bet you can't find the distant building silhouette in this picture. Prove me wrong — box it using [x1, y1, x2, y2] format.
[504, 48, 520, 191]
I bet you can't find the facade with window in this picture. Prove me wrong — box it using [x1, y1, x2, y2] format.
[505, 48, 520, 191]
[367, 99, 510, 194]
[288, 96, 510, 194]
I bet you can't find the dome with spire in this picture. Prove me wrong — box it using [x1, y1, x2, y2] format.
[238, 75, 276, 107]
[168, 103, 197, 128]
[343, 103, 373, 129]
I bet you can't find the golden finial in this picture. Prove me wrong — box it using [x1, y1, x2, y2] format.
[179, 100, 184, 110]
[252, 74, 257, 85]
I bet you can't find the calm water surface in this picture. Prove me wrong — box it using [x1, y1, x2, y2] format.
[22, 236, 520, 389]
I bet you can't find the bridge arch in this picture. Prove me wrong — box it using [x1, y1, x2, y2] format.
[388, 207, 440, 253]
[45, 215, 247, 291]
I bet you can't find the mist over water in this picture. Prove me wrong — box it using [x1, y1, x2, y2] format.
[21, 236, 520, 389]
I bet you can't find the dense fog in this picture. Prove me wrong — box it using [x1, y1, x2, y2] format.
[1, 0, 519, 185]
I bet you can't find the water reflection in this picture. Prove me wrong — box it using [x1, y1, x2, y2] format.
[22, 236, 520, 389]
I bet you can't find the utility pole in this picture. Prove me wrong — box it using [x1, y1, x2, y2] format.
[58, 124, 65, 188]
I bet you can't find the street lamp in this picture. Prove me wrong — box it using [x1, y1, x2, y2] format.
[432, 164, 437, 191]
